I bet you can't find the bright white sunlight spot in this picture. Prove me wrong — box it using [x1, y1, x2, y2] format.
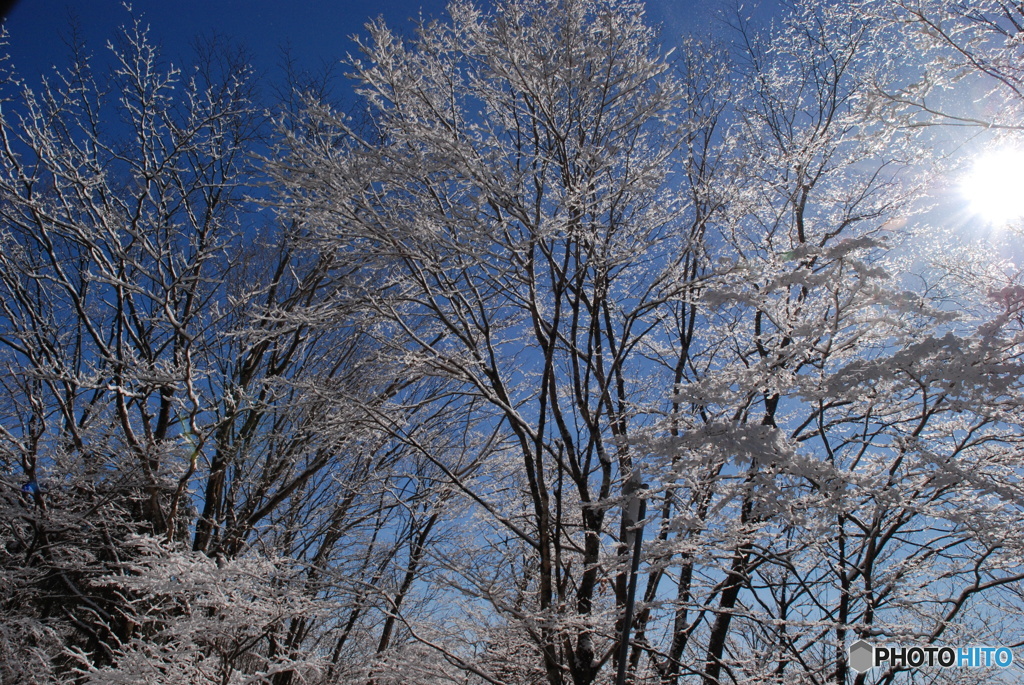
[960, 147, 1024, 225]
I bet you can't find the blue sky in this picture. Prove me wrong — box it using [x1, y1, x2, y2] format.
[2, 0, 727, 90]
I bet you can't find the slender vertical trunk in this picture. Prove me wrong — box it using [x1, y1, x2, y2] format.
[702, 543, 751, 685]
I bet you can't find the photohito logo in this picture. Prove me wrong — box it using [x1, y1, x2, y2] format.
[848, 640, 1014, 673]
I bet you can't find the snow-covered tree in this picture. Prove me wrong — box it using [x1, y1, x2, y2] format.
[271, 0, 704, 682]
[275, 0, 1024, 683]
[639, 2, 1024, 684]
[0, 14, 451, 683]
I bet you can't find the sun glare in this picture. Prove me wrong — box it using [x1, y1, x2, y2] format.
[960, 148, 1024, 226]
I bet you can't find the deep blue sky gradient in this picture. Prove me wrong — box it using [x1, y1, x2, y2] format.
[1, 0, 731, 92]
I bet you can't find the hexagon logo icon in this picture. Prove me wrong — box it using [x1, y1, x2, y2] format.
[849, 639, 874, 674]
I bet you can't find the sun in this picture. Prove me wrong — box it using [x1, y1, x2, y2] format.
[960, 147, 1024, 226]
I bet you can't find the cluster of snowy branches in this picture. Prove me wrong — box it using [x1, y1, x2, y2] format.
[1, 0, 1024, 684]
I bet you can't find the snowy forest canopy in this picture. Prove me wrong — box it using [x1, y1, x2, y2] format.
[2, 0, 1024, 684]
